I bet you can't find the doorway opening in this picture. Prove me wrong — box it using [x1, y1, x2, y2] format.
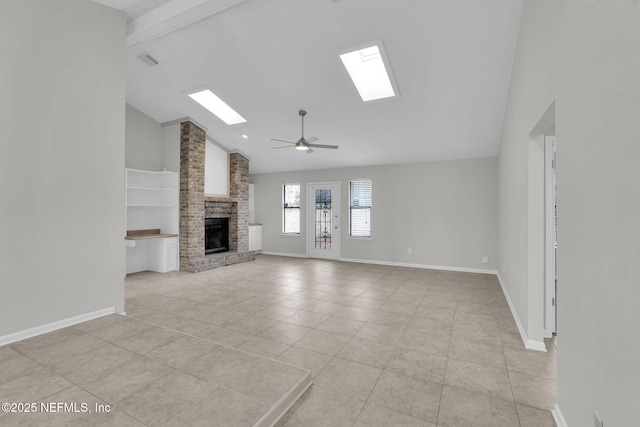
[545, 135, 557, 337]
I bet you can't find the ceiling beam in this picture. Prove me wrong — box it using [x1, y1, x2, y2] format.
[126, 0, 247, 48]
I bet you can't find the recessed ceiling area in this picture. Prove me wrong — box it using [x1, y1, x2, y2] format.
[96, 0, 524, 174]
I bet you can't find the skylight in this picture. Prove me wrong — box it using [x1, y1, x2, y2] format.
[188, 89, 246, 125]
[340, 45, 396, 102]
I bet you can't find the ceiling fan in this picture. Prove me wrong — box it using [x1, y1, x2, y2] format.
[271, 110, 338, 153]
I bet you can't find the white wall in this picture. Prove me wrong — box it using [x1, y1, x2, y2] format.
[500, 0, 640, 424]
[498, 0, 559, 348]
[205, 139, 229, 196]
[251, 158, 498, 272]
[125, 104, 162, 170]
[555, 1, 640, 425]
[159, 123, 230, 192]
[0, 0, 126, 337]
[161, 123, 180, 172]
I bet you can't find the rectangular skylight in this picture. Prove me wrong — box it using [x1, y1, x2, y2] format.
[340, 45, 396, 102]
[188, 89, 246, 125]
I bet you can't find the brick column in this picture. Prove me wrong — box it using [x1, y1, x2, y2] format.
[230, 153, 250, 253]
[179, 121, 206, 272]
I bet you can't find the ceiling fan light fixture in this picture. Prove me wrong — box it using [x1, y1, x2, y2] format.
[295, 140, 309, 151]
[271, 110, 338, 152]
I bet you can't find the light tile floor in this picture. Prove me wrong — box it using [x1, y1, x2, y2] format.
[0, 255, 557, 426]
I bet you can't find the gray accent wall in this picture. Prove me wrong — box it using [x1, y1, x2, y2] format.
[0, 1, 126, 336]
[500, 0, 640, 424]
[251, 157, 498, 271]
[125, 104, 163, 171]
[161, 123, 181, 173]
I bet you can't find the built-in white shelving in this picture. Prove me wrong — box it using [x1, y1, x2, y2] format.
[125, 169, 179, 274]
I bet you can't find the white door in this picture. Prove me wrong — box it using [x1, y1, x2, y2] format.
[307, 182, 340, 260]
[545, 135, 557, 337]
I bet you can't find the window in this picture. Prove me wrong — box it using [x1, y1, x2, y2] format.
[350, 179, 372, 237]
[187, 89, 246, 125]
[339, 44, 397, 102]
[283, 184, 301, 234]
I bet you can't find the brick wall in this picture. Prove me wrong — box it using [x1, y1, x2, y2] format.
[179, 120, 253, 272]
[230, 153, 250, 253]
[179, 121, 206, 271]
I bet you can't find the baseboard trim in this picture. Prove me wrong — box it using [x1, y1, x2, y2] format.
[259, 252, 497, 275]
[340, 257, 498, 275]
[496, 273, 547, 352]
[525, 339, 547, 352]
[261, 253, 546, 351]
[0, 307, 116, 347]
[259, 251, 309, 259]
[551, 403, 567, 427]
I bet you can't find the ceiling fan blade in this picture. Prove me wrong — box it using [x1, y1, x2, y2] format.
[308, 143, 339, 149]
[271, 138, 295, 144]
[273, 145, 295, 149]
[272, 112, 329, 154]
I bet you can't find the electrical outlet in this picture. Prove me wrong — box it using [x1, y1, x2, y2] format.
[482, 256, 489, 264]
[594, 411, 603, 427]
[408, 248, 412, 254]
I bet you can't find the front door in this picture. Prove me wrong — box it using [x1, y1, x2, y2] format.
[307, 182, 340, 260]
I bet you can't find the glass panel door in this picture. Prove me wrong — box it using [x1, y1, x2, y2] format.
[315, 189, 332, 249]
[307, 183, 340, 259]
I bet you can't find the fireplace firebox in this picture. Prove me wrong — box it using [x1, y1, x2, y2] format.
[205, 218, 229, 255]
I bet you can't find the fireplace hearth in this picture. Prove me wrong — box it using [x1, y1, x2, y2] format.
[205, 218, 229, 255]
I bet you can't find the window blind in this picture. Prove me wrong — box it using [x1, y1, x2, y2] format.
[283, 184, 300, 233]
[350, 179, 372, 237]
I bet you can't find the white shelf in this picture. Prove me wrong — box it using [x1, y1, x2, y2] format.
[126, 174, 178, 207]
[126, 168, 179, 273]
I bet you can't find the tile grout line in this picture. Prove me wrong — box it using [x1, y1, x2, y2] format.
[124, 259, 555, 425]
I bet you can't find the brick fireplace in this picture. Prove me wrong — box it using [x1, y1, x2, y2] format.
[179, 120, 254, 272]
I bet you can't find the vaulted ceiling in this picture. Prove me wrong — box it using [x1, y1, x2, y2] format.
[94, 0, 523, 174]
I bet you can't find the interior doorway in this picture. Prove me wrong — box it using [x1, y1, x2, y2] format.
[306, 182, 340, 260]
[545, 135, 557, 337]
